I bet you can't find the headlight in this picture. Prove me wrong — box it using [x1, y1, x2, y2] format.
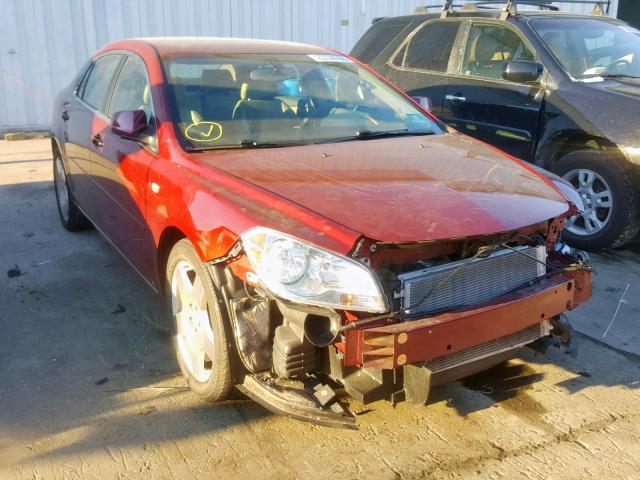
[241, 227, 387, 313]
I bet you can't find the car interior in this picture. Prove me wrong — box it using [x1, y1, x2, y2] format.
[463, 25, 534, 79]
[163, 57, 432, 147]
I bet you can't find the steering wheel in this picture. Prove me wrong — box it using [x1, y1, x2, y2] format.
[603, 58, 632, 76]
[305, 101, 352, 120]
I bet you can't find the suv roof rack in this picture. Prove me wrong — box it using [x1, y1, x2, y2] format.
[413, 0, 610, 20]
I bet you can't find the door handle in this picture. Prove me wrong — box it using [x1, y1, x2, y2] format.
[445, 94, 466, 102]
[92, 134, 104, 148]
[61, 110, 69, 121]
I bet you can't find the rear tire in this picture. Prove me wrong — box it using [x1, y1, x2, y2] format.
[53, 154, 92, 231]
[552, 150, 640, 250]
[166, 239, 238, 402]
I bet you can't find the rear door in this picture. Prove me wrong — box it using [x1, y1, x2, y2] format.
[64, 54, 123, 216]
[381, 19, 464, 116]
[442, 21, 543, 160]
[91, 54, 158, 281]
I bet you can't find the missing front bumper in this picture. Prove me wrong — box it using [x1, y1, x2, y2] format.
[342, 270, 590, 370]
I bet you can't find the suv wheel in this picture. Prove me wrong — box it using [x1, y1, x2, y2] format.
[53, 155, 92, 231]
[552, 150, 640, 250]
[166, 239, 238, 401]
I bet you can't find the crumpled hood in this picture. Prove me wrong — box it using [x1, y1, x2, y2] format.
[196, 133, 569, 243]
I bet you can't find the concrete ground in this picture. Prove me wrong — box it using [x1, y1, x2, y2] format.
[1, 139, 639, 480]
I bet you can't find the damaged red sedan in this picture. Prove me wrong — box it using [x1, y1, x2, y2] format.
[50, 38, 592, 428]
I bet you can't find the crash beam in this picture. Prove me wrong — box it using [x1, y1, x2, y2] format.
[345, 272, 590, 370]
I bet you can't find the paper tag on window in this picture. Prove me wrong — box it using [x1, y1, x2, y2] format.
[307, 54, 353, 63]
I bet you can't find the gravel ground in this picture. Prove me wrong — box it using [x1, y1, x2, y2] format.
[1, 139, 639, 480]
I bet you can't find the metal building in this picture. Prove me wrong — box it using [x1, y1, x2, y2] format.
[0, 0, 620, 131]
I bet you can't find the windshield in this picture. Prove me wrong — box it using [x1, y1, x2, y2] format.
[531, 18, 640, 80]
[161, 53, 442, 150]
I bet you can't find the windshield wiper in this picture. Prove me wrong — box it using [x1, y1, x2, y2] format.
[238, 139, 297, 148]
[594, 74, 640, 80]
[187, 139, 307, 151]
[314, 129, 436, 145]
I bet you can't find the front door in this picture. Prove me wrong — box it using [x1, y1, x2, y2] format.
[91, 55, 158, 283]
[442, 22, 544, 160]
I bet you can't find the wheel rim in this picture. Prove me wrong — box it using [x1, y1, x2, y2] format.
[171, 260, 215, 383]
[563, 168, 613, 236]
[54, 157, 70, 223]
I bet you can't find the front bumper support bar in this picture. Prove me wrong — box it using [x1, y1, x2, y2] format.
[344, 270, 590, 369]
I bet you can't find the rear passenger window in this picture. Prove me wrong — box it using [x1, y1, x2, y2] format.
[351, 18, 414, 64]
[393, 21, 460, 73]
[81, 54, 123, 113]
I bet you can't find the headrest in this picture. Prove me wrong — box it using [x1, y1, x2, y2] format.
[300, 69, 332, 101]
[240, 80, 279, 100]
[475, 33, 502, 63]
[201, 69, 235, 88]
[143, 84, 150, 104]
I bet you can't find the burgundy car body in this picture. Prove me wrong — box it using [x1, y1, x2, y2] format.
[51, 38, 591, 428]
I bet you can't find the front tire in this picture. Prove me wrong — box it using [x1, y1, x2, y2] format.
[53, 154, 92, 231]
[552, 150, 640, 250]
[166, 239, 237, 401]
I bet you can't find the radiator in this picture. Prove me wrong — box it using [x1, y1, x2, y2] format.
[397, 245, 546, 318]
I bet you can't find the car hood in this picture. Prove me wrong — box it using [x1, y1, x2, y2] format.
[195, 133, 569, 244]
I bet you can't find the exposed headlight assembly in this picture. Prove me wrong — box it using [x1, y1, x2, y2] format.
[241, 227, 387, 313]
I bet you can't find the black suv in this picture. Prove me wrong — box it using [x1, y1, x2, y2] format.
[352, 1, 640, 250]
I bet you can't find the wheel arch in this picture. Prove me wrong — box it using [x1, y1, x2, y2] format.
[534, 131, 625, 170]
[156, 226, 187, 295]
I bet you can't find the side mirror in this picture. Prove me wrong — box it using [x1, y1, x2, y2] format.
[411, 96, 433, 112]
[502, 61, 543, 83]
[111, 110, 149, 138]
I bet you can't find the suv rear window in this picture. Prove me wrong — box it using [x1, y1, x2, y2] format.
[351, 18, 414, 64]
[393, 21, 460, 73]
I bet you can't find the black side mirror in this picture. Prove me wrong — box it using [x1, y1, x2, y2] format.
[502, 61, 543, 83]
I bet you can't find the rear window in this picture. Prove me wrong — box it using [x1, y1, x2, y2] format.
[351, 18, 414, 64]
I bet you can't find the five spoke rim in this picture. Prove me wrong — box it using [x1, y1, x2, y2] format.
[563, 168, 613, 236]
[54, 157, 70, 222]
[171, 260, 215, 383]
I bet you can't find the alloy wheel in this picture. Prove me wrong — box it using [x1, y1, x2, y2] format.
[54, 157, 70, 223]
[563, 168, 613, 236]
[171, 260, 216, 383]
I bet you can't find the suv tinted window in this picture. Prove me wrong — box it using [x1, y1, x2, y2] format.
[108, 56, 153, 119]
[393, 21, 460, 72]
[351, 18, 414, 64]
[462, 24, 534, 80]
[81, 54, 122, 112]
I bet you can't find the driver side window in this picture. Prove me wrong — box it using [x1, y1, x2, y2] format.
[108, 56, 154, 120]
[462, 24, 534, 80]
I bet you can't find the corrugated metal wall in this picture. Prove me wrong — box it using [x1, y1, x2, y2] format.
[0, 0, 619, 131]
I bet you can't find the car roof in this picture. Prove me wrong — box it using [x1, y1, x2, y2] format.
[131, 37, 333, 56]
